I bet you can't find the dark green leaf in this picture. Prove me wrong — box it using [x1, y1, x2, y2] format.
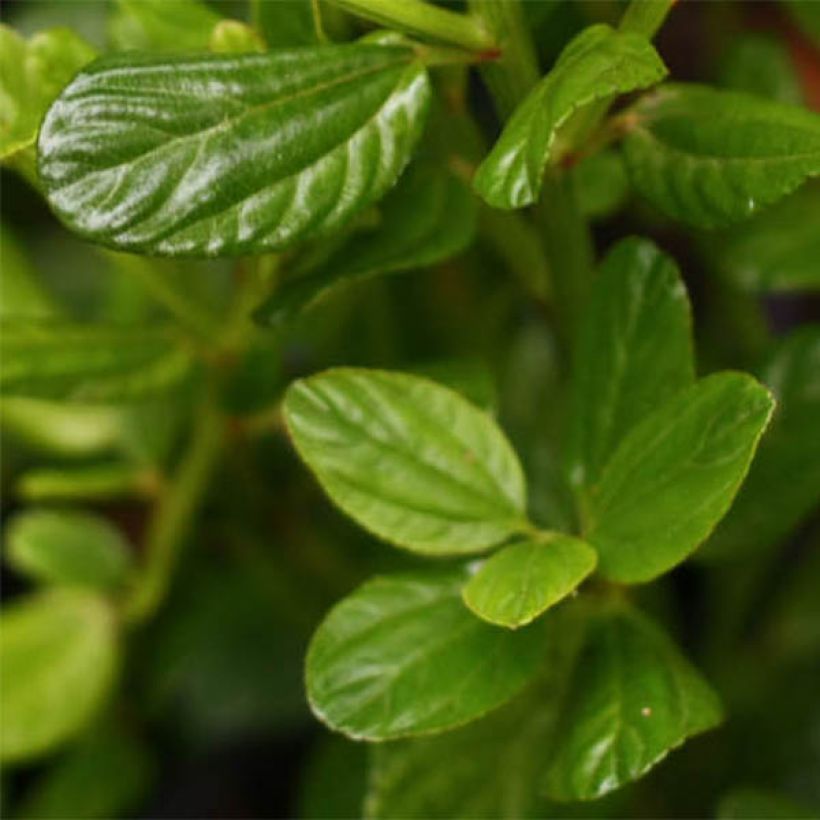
[566, 237, 694, 496]
[782, 0, 820, 48]
[256, 163, 476, 327]
[623, 83, 820, 228]
[544, 604, 723, 801]
[300, 735, 368, 820]
[462, 535, 597, 628]
[717, 788, 818, 819]
[719, 33, 803, 106]
[0, 224, 59, 318]
[410, 358, 497, 414]
[5, 509, 133, 591]
[108, 0, 221, 51]
[15, 724, 153, 820]
[306, 568, 545, 740]
[703, 326, 820, 561]
[473, 24, 666, 209]
[0, 320, 192, 402]
[284, 368, 527, 556]
[251, 0, 317, 48]
[572, 149, 630, 220]
[0, 24, 95, 162]
[587, 372, 774, 582]
[0, 589, 119, 764]
[38, 43, 431, 256]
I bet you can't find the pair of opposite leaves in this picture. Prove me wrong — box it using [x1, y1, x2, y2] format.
[33, 25, 820, 256]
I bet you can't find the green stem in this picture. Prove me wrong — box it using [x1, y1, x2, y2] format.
[619, 0, 677, 38]
[125, 390, 224, 623]
[329, 0, 494, 52]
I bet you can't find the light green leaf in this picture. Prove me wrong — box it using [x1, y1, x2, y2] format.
[251, 0, 318, 48]
[209, 19, 265, 54]
[306, 568, 545, 740]
[473, 24, 666, 209]
[719, 33, 803, 106]
[5, 509, 133, 591]
[15, 724, 153, 820]
[0, 589, 120, 764]
[566, 237, 694, 495]
[0, 24, 96, 162]
[38, 43, 431, 256]
[16, 462, 156, 503]
[0, 320, 192, 402]
[284, 368, 527, 555]
[255, 163, 476, 327]
[108, 0, 221, 51]
[708, 184, 820, 292]
[623, 83, 820, 228]
[544, 604, 723, 801]
[463, 535, 597, 629]
[586, 372, 775, 582]
[703, 326, 820, 561]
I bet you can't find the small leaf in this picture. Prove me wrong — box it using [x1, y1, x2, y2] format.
[473, 24, 666, 209]
[544, 604, 723, 801]
[586, 372, 775, 582]
[5, 509, 133, 591]
[306, 568, 545, 740]
[0, 320, 192, 402]
[108, 0, 221, 52]
[623, 83, 820, 228]
[255, 163, 476, 327]
[0, 589, 120, 763]
[463, 535, 597, 629]
[284, 369, 527, 555]
[38, 43, 431, 256]
[566, 237, 694, 494]
[209, 20, 265, 54]
[0, 24, 96, 162]
[703, 326, 820, 561]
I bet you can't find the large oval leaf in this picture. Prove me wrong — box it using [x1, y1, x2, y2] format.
[284, 368, 527, 555]
[38, 43, 431, 256]
[306, 569, 545, 740]
[0, 589, 120, 763]
[623, 83, 820, 228]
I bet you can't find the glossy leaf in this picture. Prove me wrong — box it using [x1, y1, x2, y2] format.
[623, 83, 820, 228]
[463, 535, 597, 628]
[544, 604, 723, 801]
[306, 568, 545, 740]
[0, 320, 191, 402]
[108, 0, 221, 52]
[284, 368, 527, 555]
[587, 372, 775, 582]
[704, 326, 820, 561]
[473, 24, 666, 209]
[0, 24, 95, 161]
[256, 163, 476, 327]
[708, 184, 820, 292]
[5, 508, 133, 590]
[38, 43, 431, 256]
[566, 237, 694, 495]
[0, 589, 119, 763]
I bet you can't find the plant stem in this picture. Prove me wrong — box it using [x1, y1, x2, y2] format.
[125, 389, 224, 623]
[329, 0, 494, 52]
[619, 0, 677, 38]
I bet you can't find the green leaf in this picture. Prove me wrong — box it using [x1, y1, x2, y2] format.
[0, 224, 59, 318]
[38, 43, 431, 256]
[108, 0, 221, 51]
[572, 149, 630, 220]
[306, 568, 545, 740]
[566, 237, 694, 495]
[586, 372, 775, 582]
[473, 24, 666, 209]
[284, 368, 527, 555]
[544, 604, 723, 801]
[0, 24, 96, 162]
[209, 20, 265, 54]
[623, 83, 820, 228]
[16, 462, 155, 503]
[255, 163, 476, 327]
[410, 358, 497, 414]
[719, 33, 803, 106]
[0, 320, 192, 402]
[15, 724, 153, 820]
[300, 735, 368, 820]
[717, 788, 818, 820]
[782, 0, 820, 49]
[463, 535, 597, 629]
[0, 589, 120, 764]
[251, 0, 318, 48]
[703, 326, 820, 561]
[5, 509, 133, 591]
[707, 184, 820, 292]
